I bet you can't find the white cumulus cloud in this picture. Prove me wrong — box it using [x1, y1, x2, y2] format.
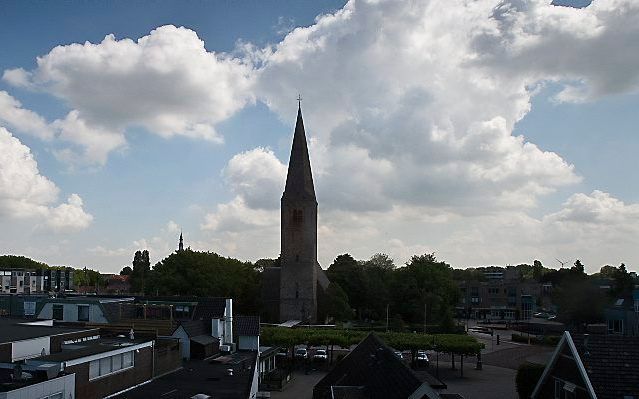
[0, 127, 92, 231]
[4, 25, 255, 164]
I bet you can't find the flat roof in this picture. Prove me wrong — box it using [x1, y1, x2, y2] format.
[34, 337, 151, 362]
[0, 318, 96, 344]
[114, 351, 257, 399]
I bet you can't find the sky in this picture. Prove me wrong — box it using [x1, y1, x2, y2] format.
[1, 0, 639, 274]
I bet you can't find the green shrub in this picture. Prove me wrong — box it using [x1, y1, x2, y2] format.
[516, 363, 545, 398]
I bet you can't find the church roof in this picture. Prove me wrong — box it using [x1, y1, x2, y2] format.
[283, 104, 316, 202]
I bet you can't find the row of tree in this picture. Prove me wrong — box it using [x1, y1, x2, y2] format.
[321, 253, 459, 330]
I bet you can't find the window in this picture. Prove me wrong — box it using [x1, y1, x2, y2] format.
[89, 351, 134, 380]
[122, 351, 133, 368]
[100, 357, 112, 375]
[78, 305, 90, 321]
[292, 209, 304, 224]
[52, 304, 63, 321]
[89, 360, 100, 379]
[112, 354, 122, 371]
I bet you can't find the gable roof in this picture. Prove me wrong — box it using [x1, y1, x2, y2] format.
[176, 320, 211, 337]
[192, 297, 227, 320]
[313, 333, 440, 399]
[572, 333, 639, 399]
[235, 315, 260, 337]
[532, 331, 639, 399]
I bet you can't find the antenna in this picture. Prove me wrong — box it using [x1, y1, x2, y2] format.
[556, 258, 567, 268]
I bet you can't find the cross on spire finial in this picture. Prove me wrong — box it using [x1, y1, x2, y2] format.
[297, 94, 302, 107]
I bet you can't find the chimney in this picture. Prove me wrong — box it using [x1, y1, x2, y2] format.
[224, 298, 233, 345]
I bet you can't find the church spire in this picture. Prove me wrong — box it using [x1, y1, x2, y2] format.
[283, 100, 316, 202]
[178, 231, 184, 252]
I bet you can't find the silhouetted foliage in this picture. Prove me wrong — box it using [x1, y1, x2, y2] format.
[317, 282, 352, 322]
[0, 255, 48, 270]
[390, 253, 459, 328]
[553, 278, 605, 328]
[147, 249, 261, 313]
[516, 363, 545, 399]
[120, 266, 133, 275]
[74, 267, 105, 290]
[130, 250, 150, 293]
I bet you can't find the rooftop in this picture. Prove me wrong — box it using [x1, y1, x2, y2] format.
[572, 333, 639, 399]
[313, 333, 440, 399]
[234, 315, 260, 336]
[31, 337, 151, 363]
[114, 351, 257, 399]
[0, 318, 95, 344]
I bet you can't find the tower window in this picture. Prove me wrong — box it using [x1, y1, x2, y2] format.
[293, 209, 304, 224]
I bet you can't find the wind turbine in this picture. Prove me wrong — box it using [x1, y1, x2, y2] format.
[556, 258, 568, 268]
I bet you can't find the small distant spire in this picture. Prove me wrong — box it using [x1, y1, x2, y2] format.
[297, 94, 302, 109]
[178, 230, 184, 252]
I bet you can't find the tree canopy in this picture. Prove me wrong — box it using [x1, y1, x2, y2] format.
[147, 249, 261, 313]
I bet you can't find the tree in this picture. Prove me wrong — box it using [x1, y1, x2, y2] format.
[613, 263, 634, 295]
[318, 282, 352, 322]
[364, 253, 395, 270]
[554, 279, 605, 328]
[327, 254, 371, 319]
[120, 266, 133, 275]
[130, 250, 151, 294]
[573, 259, 585, 274]
[597, 265, 617, 279]
[390, 253, 459, 329]
[0, 255, 48, 270]
[147, 249, 261, 313]
[532, 260, 544, 281]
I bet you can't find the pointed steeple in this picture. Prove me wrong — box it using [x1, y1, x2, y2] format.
[283, 101, 316, 202]
[178, 231, 184, 252]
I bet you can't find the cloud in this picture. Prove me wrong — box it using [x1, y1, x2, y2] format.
[4, 25, 255, 163]
[200, 0, 639, 270]
[51, 110, 126, 165]
[472, 0, 639, 103]
[2, 68, 34, 89]
[0, 91, 54, 140]
[0, 127, 92, 231]
[200, 148, 286, 259]
[223, 147, 287, 210]
[253, 0, 588, 216]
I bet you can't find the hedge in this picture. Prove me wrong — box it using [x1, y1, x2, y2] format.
[511, 333, 561, 346]
[516, 362, 545, 398]
[261, 326, 484, 355]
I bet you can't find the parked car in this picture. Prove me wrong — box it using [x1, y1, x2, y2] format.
[416, 350, 429, 366]
[294, 348, 308, 359]
[276, 348, 288, 358]
[393, 350, 403, 360]
[313, 349, 328, 361]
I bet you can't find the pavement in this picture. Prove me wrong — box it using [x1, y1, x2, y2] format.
[433, 360, 518, 399]
[269, 370, 328, 399]
[267, 325, 555, 399]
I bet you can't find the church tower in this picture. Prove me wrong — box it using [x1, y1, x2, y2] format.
[178, 231, 184, 252]
[279, 102, 319, 323]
